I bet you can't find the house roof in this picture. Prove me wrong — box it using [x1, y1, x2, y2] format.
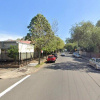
[0, 40, 34, 45]
[18, 40, 31, 44]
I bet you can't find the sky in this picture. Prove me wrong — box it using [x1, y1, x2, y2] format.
[0, 0, 100, 42]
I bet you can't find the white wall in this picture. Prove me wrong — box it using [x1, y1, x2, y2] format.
[0, 49, 1, 54]
[18, 43, 34, 53]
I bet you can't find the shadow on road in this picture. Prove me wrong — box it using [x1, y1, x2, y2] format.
[60, 54, 72, 58]
[60, 55, 87, 62]
[45, 61, 100, 74]
[73, 57, 88, 62]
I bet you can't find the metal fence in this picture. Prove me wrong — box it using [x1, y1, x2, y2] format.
[0, 52, 34, 68]
[0, 51, 54, 68]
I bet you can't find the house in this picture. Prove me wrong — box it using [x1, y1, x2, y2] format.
[0, 40, 35, 61]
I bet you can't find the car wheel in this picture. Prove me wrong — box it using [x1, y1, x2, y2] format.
[95, 65, 98, 69]
[94, 64, 97, 69]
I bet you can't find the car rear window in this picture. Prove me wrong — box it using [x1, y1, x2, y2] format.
[96, 59, 100, 62]
[48, 56, 54, 58]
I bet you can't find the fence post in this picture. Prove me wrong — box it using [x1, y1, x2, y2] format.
[26, 52, 27, 65]
[15, 53, 16, 64]
[4, 50, 7, 61]
[18, 52, 20, 65]
[20, 52, 21, 64]
[1, 52, 2, 65]
[42, 53, 43, 58]
[33, 52, 34, 59]
[30, 52, 31, 60]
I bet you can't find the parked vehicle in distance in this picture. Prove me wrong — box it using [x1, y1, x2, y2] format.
[89, 58, 100, 69]
[47, 55, 56, 62]
[73, 52, 81, 58]
[61, 53, 66, 56]
[52, 53, 58, 59]
[75, 53, 81, 58]
[69, 52, 73, 54]
[73, 52, 77, 57]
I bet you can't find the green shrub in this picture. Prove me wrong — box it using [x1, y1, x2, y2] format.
[7, 45, 18, 60]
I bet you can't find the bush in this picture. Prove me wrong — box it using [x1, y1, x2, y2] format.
[7, 45, 18, 60]
[65, 43, 77, 52]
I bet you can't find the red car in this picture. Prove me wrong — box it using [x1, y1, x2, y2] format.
[47, 55, 56, 62]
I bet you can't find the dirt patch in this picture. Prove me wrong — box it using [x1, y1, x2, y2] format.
[0, 59, 38, 68]
[0, 57, 47, 79]
[17, 69, 27, 72]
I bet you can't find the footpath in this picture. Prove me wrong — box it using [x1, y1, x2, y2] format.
[0, 54, 91, 79]
[0, 57, 46, 79]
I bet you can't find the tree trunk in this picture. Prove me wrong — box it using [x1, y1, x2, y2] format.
[38, 50, 41, 64]
[46, 52, 47, 59]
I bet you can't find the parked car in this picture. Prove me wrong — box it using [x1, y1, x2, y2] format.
[69, 52, 73, 54]
[61, 53, 66, 56]
[89, 58, 100, 69]
[75, 53, 81, 58]
[73, 52, 81, 58]
[47, 55, 56, 62]
[52, 53, 58, 59]
[73, 52, 77, 57]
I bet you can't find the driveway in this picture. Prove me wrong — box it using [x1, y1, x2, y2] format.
[0, 53, 100, 100]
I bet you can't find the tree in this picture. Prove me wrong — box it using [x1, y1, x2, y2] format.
[25, 33, 31, 40]
[91, 27, 100, 52]
[55, 37, 65, 51]
[70, 21, 95, 52]
[7, 45, 18, 60]
[16, 38, 21, 41]
[69, 21, 100, 52]
[26, 14, 53, 64]
[52, 20, 58, 34]
[65, 38, 73, 43]
[42, 36, 65, 56]
[65, 43, 77, 52]
[96, 20, 100, 27]
[42, 37, 57, 58]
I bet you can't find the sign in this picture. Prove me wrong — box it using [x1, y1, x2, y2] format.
[41, 50, 43, 53]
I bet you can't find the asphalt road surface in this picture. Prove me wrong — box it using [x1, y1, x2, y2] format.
[1, 53, 100, 100]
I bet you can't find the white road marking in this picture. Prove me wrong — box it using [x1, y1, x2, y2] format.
[0, 75, 31, 98]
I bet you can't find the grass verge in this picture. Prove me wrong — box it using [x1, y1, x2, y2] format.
[35, 62, 45, 68]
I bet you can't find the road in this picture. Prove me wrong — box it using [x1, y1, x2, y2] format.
[1, 53, 100, 100]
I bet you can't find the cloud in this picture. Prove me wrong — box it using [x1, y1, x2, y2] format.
[0, 31, 23, 41]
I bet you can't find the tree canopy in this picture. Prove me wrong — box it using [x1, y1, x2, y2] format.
[67, 20, 100, 53]
[26, 14, 53, 48]
[96, 20, 100, 27]
[42, 36, 65, 53]
[25, 14, 65, 63]
[65, 43, 77, 52]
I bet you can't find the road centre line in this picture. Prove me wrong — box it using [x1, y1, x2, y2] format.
[0, 75, 31, 98]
